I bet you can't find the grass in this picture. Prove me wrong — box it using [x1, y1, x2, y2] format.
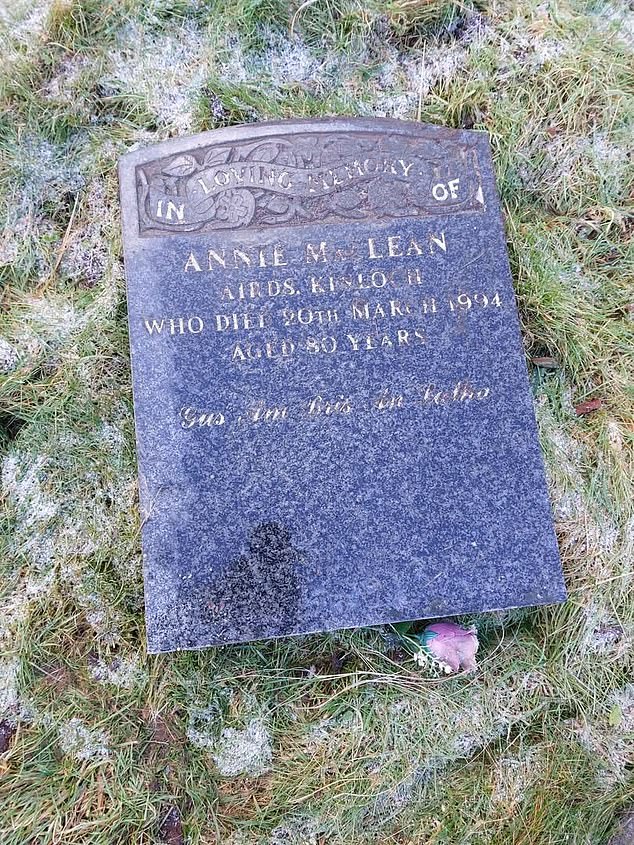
[0, 0, 633, 842]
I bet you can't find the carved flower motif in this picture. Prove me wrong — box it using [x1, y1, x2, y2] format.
[150, 174, 179, 195]
[321, 136, 373, 166]
[367, 178, 409, 216]
[215, 189, 255, 226]
[293, 136, 320, 166]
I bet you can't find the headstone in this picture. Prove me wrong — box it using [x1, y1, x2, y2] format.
[119, 118, 566, 653]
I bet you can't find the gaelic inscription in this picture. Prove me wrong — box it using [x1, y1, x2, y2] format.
[136, 131, 485, 235]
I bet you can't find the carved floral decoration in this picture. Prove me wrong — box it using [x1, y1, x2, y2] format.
[136, 133, 483, 235]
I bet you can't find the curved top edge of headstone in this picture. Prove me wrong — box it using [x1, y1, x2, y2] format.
[118, 117, 487, 172]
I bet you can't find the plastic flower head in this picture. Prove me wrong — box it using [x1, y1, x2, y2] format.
[417, 621, 479, 673]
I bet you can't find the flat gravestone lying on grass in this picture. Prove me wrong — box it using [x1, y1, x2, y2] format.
[119, 117, 566, 653]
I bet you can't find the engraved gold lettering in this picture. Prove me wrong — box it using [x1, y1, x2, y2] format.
[307, 395, 352, 416]
[432, 181, 460, 202]
[351, 301, 369, 320]
[389, 299, 411, 317]
[272, 245, 287, 266]
[305, 241, 328, 263]
[144, 318, 164, 335]
[180, 407, 225, 428]
[368, 233, 448, 260]
[208, 249, 226, 268]
[144, 316, 204, 335]
[375, 390, 404, 410]
[184, 252, 202, 272]
[367, 237, 382, 259]
[430, 231, 447, 253]
[421, 381, 489, 405]
[406, 239, 422, 257]
[215, 312, 267, 332]
[214, 170, 230, 187]
[231, 339, 295, 362]
[248, 402, 288, 422]
[233, 249, 251, 267]
[165, 201, 184, 221]
[387, 236, 403, 257]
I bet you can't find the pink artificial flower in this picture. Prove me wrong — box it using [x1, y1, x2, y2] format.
[420, 621, 479, 673]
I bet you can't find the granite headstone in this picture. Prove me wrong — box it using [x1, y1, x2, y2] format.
[119, 118, 566, 653]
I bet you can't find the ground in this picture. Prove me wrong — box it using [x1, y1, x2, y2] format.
[0, 1, 632, 843]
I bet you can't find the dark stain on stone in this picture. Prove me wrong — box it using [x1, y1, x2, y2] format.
[191, 522, 302, 643]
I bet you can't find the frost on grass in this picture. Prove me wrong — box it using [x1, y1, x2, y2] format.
[258, 28, 354, 95]
[0, 655, 36, 736]
[268, 815, 324, 845]
[186, 690, 272, 777]
[0, 337, 20, 374]
[2, 410, 137, 645]
[0, 0, 53, 46]
[386, 673, 540, 767]
[368, 767, 437, 825]
[490, 747, 542, 810]
[225, 818, 325, 845]
[0, 659, 20, 719]
[574, 685, 634, 789]
[0, 213, 60, 287]
[263, 30, 327, 86]
[3, 141, 118, 289]
[356, 682, 537, 827]
[537, 398, 619, 554]
[187, 705, 223, 751]
[58, 717, 110, 762]
[517, 131, 630, 210]
[22, 296, 88, 345]
[3, 448, 86, 569]
[592, 2, 634, 49]
[363, 13, 495, 118]
[214, 23, 479, 119]
[217, 29, 348, 95]
[538, 398, 629, 660]
[189, 691, 274, 778]
[2, 451, 58, 529]
[61, 569, 124, 647]
[368, 37, 474, 119]
[90, 654, 147, 690]
[42, 54, 94, 122]
[0, 657, 34, 725]
[10, 135, 86, 214]
[102, 22, 209, 134]
[59, 180, 115, 288]
[212, 718, 273, 777]
[301, 709, 363, 751]
[580, 601, 629, 659]
[0, 572, 54, 650]
[1, 134, 89, 285]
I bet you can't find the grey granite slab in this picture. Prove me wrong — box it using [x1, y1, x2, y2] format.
[119, 117, 566, 653]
